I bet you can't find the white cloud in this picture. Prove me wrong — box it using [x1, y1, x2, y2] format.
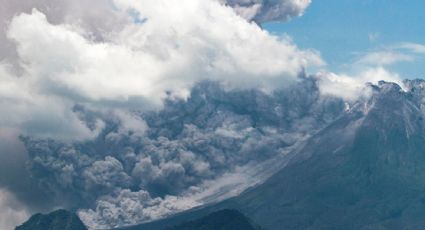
[0, 0, 311, 64]
[356, 51, 413, 66]
[398, 42, 425, 54]
[6, 1, 321, 107]
[0, 0, 132, 75]
[0, 0, 322, 140]
[0, 63, 103, 140]
[317, 67, 404, 101]
[353, 42, 425, 69]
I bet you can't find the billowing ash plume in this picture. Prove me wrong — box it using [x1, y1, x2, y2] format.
[0, 1, 324, 228]
[0, 0, 323, 142]
[0, 0, 406, 229]
[22, 80, 346, 228]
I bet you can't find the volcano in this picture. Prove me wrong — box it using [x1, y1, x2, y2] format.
[126, 80, 425, 230]
[17, 80, 425, 230]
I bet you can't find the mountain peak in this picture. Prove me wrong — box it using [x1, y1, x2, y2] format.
[139, 78, 425, 230]
[404, 78, 425, 91]
[15, 209, 87, 230]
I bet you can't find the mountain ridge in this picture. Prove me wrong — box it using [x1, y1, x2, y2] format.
[124, 79, 425, 230]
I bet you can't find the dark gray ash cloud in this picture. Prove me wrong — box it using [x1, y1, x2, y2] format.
[21, 80, 346, 228]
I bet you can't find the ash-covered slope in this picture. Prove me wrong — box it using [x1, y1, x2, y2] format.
[129, 79, 425, 230]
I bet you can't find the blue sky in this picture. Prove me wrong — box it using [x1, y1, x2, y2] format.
[264, 0, 425, 79]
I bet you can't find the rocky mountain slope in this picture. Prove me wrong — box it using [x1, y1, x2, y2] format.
[128, 80, 425, 230]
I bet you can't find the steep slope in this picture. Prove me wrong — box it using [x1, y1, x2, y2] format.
[15, 209, 87, 230]
[129, 80, 425, 230]
[225, 81, 425, 229]
[166, 209, 263, 230]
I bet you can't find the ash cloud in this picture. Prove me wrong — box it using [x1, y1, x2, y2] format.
[0, 0, 322, 140]
[0, 0, 396, 229]
[22, 80, 346, 228]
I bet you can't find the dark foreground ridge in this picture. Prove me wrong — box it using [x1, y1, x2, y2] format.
[166, 209, 263, 230]
[15, 209, 87, 230]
